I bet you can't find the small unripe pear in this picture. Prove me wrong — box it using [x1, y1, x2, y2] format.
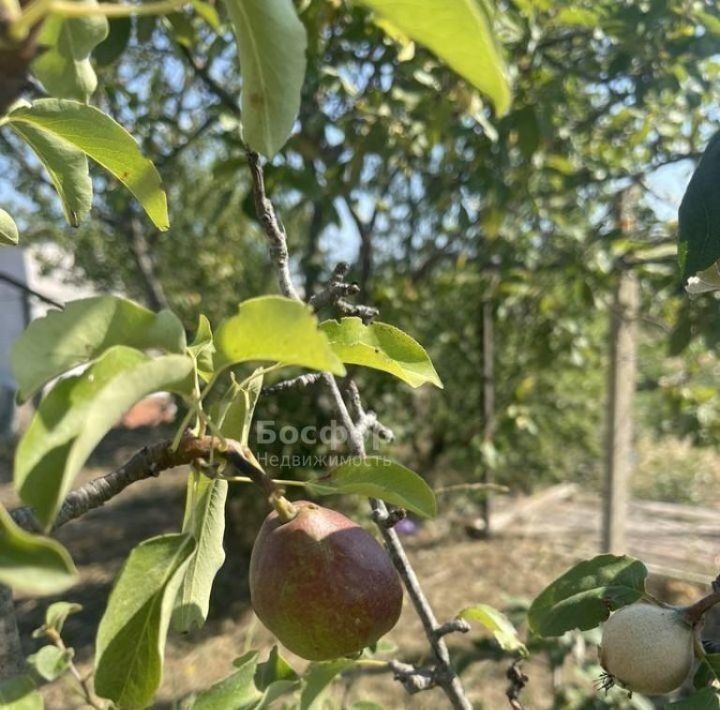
[249, 501, 403, 661]
[600, 603, 694, 694]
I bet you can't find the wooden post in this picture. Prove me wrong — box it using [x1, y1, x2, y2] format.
[602, 188, 640, 553]
[479, 298, 495, 534]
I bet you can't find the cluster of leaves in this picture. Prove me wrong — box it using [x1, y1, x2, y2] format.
[0, 289, 449, 706]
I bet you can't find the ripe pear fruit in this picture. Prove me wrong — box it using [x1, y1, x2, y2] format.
[600, 603, 694, 694]
[249, 501, 403, 661]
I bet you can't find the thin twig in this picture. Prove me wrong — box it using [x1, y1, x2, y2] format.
[244, 151, 473, 709]
[308, 262, 360, 311]
[261, 372, 322, 395]
[244, 149, 300, 300]
[506, 660, 528, 709]
[45, 628, 102, 710]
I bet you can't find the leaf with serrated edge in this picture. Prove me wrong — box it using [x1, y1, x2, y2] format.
[0, 502, 77, 595]
[307, 457, 437, 518]
[94, 534, 196, 708]
[458, 604, 527, 656]
[222, 0, 307, 156]
[320, 317, 441, 388]
[11, 295, 186, 401]
[9, 120, 91, 226]
[8, 99, 168, 229]
[528, 554, 647, 637]
[215, 296, 344, 375]
[0, 209, 19, 245]
[356, 0, 510, 115]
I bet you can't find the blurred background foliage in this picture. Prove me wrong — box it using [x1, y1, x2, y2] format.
[4, 0, 720, 508]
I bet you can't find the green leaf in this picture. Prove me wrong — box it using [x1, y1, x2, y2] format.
[171, 473, 227, 633]
[93, 17, 132, 66]
[191, 649, 298, 709]
[8, 99, 168, 229]
[695, 654, 720, 688]
[192, 651, 260, 710]
[300, 660, 353, 710]
[16, 347, 148, 527]
[212, 370, 264, 447]
[0, 209, 19, 245]
[254, 646, 298, 690]
[9, 119, 92, 227]
[355, 0, 510, 115]
[15, 348, 193, 528]
[528, 554, 647, 637]
[458, 604, 528, 656]
[0, 676, 43, 710]
[670, 688, 720, 709]
[11, 295, 186, 401]
[307, 457, 437, 519]
[34, 601, 82, 637]
[27, 645, 73, 682]
[62, 352, 192, 495]
[319, 318, 441, 388]
[188, 313, 215, 379]
[192, 0, 221, 30]
[32, 0, 109, 101]
[0, 503, 77, 595]
[94, 534, 196, 708]
[678, 131, 720, 280]
[215, 296, 345, 376]
[222, 0, 307, 157]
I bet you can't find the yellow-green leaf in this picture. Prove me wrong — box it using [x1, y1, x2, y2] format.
[8, 99, 168, 229]
[215, 296, 345, 375]
[320, 317, 441, 388]
[95, 534, 195, 708]
[221, 0, 307, 156]
[458, 604, 528, 656]
[307, 457, 437, 518]
[0, 503, 77, 595]
[0, 209, 19, 245]
[355, 0, 510, 115]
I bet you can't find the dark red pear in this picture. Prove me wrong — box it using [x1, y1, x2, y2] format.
[249, 500, 403, 661]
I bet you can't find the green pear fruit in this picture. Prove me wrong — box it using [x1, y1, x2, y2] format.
[600, 603, 694, 694]
[249, 501, 403, 660]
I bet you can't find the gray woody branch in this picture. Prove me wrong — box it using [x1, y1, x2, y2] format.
[245, 150, 473, 710]
[11, 434, 268, 533]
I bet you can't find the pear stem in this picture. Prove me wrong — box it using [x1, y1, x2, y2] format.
[684, 591, 720, 626]
[224, 442, 298, 522]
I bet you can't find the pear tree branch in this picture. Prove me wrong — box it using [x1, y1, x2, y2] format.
[245, 149, 473, 710]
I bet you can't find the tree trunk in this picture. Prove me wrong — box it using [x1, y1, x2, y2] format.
[602, 188, 640, 553]
[479, 297, 495, 535]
